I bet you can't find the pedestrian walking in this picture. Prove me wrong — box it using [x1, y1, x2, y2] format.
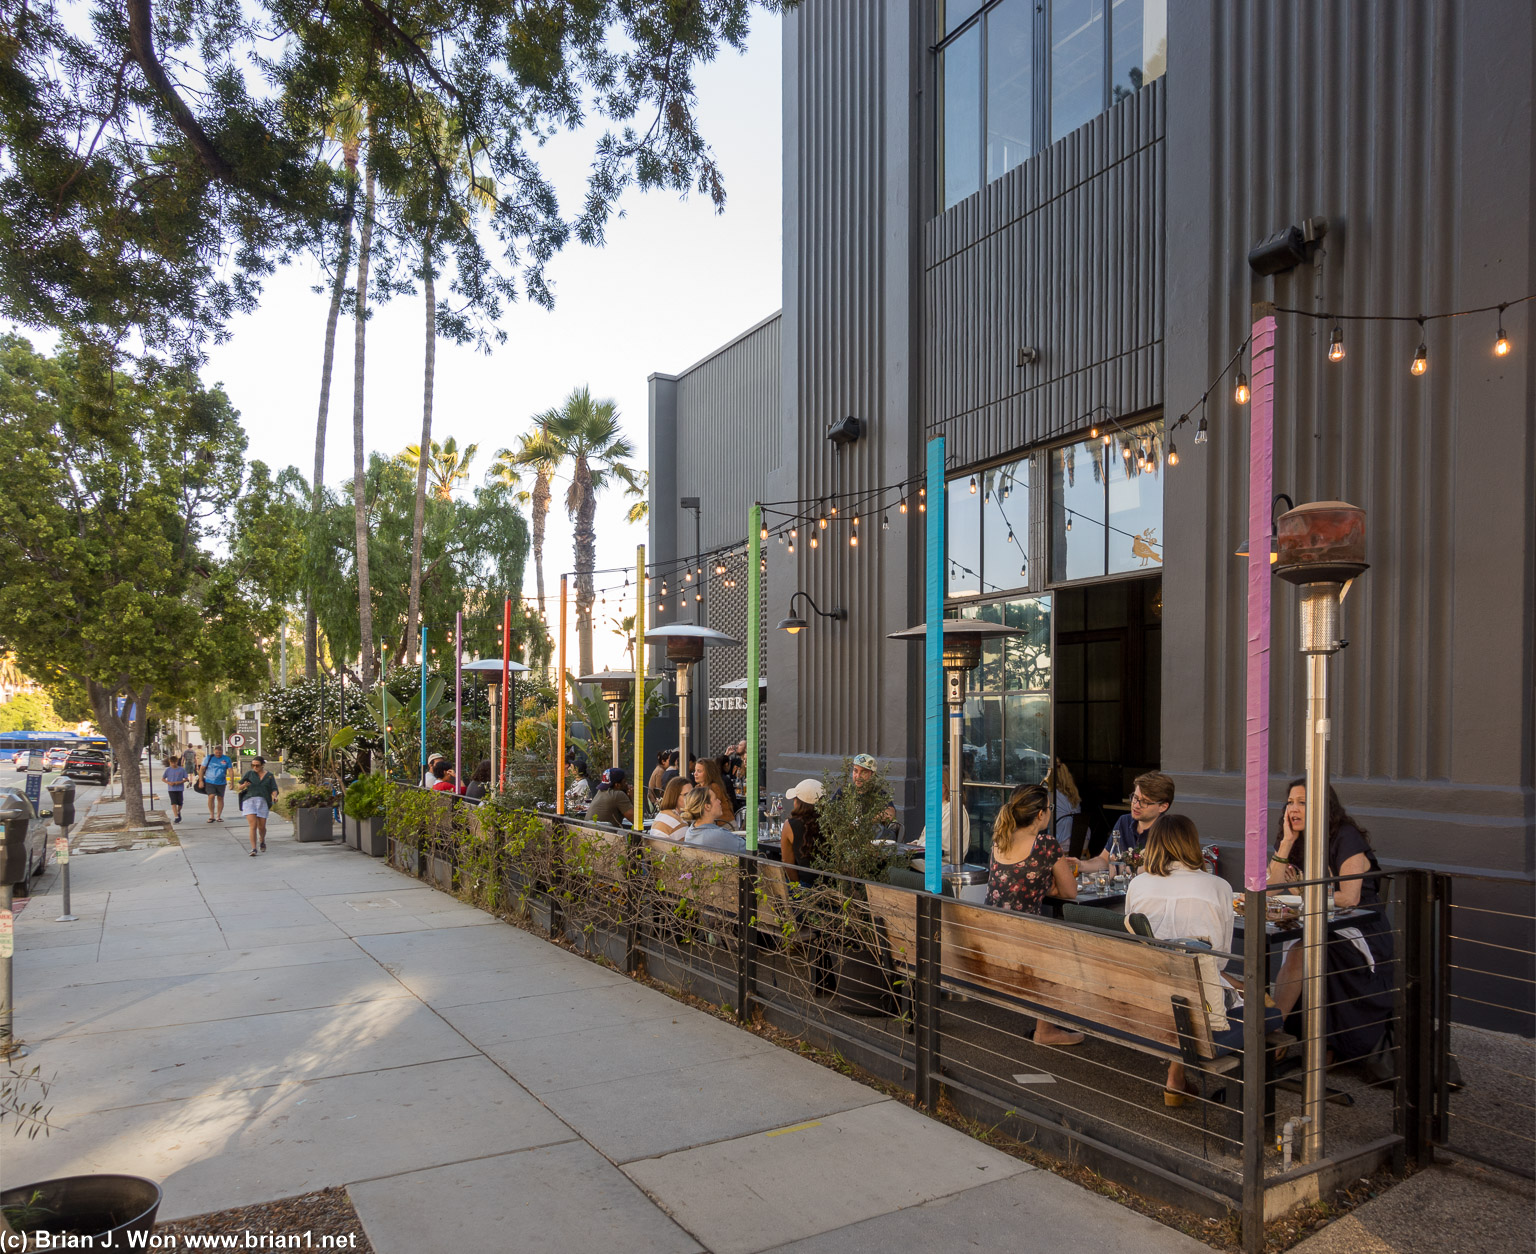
[199, 745, 234, 822]
[235, 756, 279, 855]
[161, 755, 188, 823]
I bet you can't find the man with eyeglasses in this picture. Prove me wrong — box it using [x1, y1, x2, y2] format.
[1079, 771, 1175, 873]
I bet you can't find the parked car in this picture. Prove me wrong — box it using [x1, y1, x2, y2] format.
[0, 785, 51, 895]
[13, 750, 30, 771]
[64, 750, 111, 785]
[44, 746, 72, 769]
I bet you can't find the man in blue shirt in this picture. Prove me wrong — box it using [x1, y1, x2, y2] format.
[200, 746, 235, 823]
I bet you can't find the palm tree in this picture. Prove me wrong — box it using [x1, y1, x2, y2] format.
[546, 387, 640, 677]
[351, 133, 379, 685]
[397, 437, 480, 500]
[305, 94, 365, 681]
[489, 424, 563, 622]
[622, 470, 649, 526]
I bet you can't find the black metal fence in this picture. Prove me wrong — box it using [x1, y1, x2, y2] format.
[379, 787, 1531, 1249]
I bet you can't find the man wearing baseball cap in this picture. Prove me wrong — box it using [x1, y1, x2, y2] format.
[588, 766, 634, 828]
[851, 754, 897, 825]
[421, 752, 444, 789]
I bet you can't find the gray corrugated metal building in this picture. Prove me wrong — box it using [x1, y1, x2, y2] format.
[648, 1, 1534, 905]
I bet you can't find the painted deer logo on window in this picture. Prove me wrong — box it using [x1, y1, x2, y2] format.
[1131, 528, 1163, 566]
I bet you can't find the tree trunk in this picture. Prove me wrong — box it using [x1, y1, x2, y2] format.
[404, 237, 434, 668]
[532, 471, 550, 620]
[307, 142, 360, 681]
[87, 679, 152, 827]
[573, 457, 596, 677]
[351, 155, 378, 686]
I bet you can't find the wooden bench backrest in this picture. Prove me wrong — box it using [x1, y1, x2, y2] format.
[642, 836, 740, 916]
[864, 885, 1216, 1058]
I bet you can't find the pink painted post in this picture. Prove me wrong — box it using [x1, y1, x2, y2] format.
[1244, 303, 1278, 891]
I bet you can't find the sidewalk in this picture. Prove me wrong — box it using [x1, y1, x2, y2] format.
[6, 814, 1210, 1252]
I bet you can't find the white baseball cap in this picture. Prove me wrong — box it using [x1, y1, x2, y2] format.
[785, 779, 824, 804]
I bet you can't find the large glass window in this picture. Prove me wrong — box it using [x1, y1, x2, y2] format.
[953, 595, 1053, 855]
[938, 0, 1166, 210]
[1049, 418, 1164, 583]
[947, 458, 1031, 599]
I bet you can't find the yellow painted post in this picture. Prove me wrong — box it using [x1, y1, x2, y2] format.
[634, 545, 646, 832]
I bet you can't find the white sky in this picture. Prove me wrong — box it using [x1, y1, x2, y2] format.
[204, 19, 784, 672]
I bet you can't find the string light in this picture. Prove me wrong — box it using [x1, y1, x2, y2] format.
[1089, 423, 1099, 439]
[810, 534, 819, 549]
[1411, 318, 1428, 376]
[1019, 561, 1027, 578]
[787, 538, 795, 554]
[790, 527, 797, 538]
[684, 569, 692, 582]
[829, 502, 838, 516]
[760, 525, 768, 540]
[1195, 413, 1209, 445]
[1065, 514, 1073, 532]
[968, 475, 977, 494]
[1494, 305, 1511, 356]
[1167, 441, 1179, 467]
[1006, 527, 1014, 543]
[1234, 370, 1250, 405]
[849, 525, 859, 548]
[898, 496, 907, 514]
[1328, 325, 1345, 362]
[882, 514, 890, 529]
[714, 561, 726, 575]
[1101, 431, 1112, 447]
[1122, 442, 1132, 462]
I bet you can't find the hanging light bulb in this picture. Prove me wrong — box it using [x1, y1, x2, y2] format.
[968, 475, 977, 494]
[818, 514, 827, 530]
[715, 561, 726, 575]
[790, 527, 797, 538]
[849, 527, 859, 548]
[760, 556, 766, 573]
[1411, 317, 1429, 376]
[1328, 325, 1345, 362]
[1234, 371, 1251, 405]
[1122, 442, 1133, 461]
[658, 600, 666, 612]
[787, 539, 795, 554]
[1089, 424, 1099, 439]
[685, 569, 692, 583]
[984, 481, 991, 502]
[1006, 527, 1014, 543]
[1101, 431, 1112, 447]
[760, 525, 768, 540]
[882, 514, 890, 529]
[810, 535, 819, 549]
[830, 502, 838, 516]
[1167, 441, 1179, 467]
[898, 496, 907, 514]
[1020, 562, 1027, 578]
[1065, 514, 1073, 532]
[1195, 414, 1209, 445]
[1494, 305, 1511, 357]
[919, 486, 926, 497]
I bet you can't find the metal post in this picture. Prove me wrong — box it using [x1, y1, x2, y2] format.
[676, 663, 692, 780]
[488, 683, 499, 785]
[454, 609, 464, 794]
[556, 575, 568, 814]
[634, 545, 645, 834]
[946, 669, 965, 870]
[500, 598, 512, 788]
[924, 437, 946, 896]
[608, 698, 622, 773]
[0, 883, 14, 1055]
[55, 831, 76, 922]
[915, 893, 941, 1109]
[737, 854, 757, 1022]
[1241, 887, 1266, 1253]
[746, 507, 761, 851]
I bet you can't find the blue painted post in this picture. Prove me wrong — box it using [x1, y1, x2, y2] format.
[925, 436, 945, 895]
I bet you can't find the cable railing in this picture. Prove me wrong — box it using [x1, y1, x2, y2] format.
[377, 787, 1529, 1249]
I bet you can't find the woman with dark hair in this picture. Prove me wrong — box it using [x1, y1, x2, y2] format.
[778, 779, 824, 886]
[1269, 780, 1395, 1065]
[986, 784, 1081, 1045]
[647, 750, 670, 804]
[464, 759, 494, 801]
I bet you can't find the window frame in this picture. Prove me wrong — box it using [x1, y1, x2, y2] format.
[1045, 413, 1167, 590]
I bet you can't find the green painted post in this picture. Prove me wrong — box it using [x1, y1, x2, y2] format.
[747, 505, 762, 852]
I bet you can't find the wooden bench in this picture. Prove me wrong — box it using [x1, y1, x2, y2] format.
[864, 883, 1290, 1138]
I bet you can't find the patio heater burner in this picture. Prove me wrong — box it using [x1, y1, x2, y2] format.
[889, 618, 1025, 872]
[577, 670, 635, 773]
[644, 624, 740, 778]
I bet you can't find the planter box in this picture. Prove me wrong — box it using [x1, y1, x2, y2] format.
[358, 814, 386, 857]
[428, 854, 455, 892]
[294, 806, 334, 842]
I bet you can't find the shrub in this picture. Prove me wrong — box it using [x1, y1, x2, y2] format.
[279, 783, 335, 816]
[343, 773, 390, 820]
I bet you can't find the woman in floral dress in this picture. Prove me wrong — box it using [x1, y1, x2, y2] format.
[986, 784, 1083, 1045]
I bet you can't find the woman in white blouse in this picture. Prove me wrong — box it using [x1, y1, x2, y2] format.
[1124, 814, 1242, 1107]
[649, 778, 689, 839]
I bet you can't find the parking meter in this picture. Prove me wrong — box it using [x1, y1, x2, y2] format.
[0, 789, 30, 886]
[48, 778, 77, 830]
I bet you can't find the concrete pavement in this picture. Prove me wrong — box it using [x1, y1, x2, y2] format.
[7, 808, 1211, 1253]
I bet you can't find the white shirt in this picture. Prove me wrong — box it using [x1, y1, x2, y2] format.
[918, 801, 970, 849]
[1124, 863, 1235, 968]
[650, 811, 686, 839]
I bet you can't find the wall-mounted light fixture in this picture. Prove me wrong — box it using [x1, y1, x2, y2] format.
[1015, 346, 1039, 367]
[777, 591, 848, 635]
[1234, 492, 1296, 563]
[1248, 216, 1329, 276]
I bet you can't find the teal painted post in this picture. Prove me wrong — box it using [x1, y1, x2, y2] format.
[747, 505, 762, 852]
[925, 436, 945, 894]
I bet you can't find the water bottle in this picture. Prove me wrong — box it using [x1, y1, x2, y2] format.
[1106, 830, 1125, 881]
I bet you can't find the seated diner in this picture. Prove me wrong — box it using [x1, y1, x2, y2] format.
[1079, 770, 1174, 872]
[587, 767, 635, 827]
[682, 785, 745, 854]
[1123, 813, 1279, 1106]
[649, 777, 689, 839]
[985, 784, 1081, 1046]
[778, 778, 823, 885]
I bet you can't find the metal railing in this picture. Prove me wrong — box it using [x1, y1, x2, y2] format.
[379, 792, 1533, 1248]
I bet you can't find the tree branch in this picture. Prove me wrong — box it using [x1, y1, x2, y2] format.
[124, 0, 236, 182]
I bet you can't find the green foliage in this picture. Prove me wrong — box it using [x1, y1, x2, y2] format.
[343, 773, 390, 820]
[0, 337, 279, 817]
[566, 676, 671, 774]
[0, 692, 61, 733]
[260, 674, 374, 782]
[280, 783, 335, 815]
[0, 0, 786, 361]
[814, 759, 898, 884]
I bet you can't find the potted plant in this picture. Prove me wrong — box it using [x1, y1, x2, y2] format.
[281, 783, 336, 842]
[343, 774, 390, 856]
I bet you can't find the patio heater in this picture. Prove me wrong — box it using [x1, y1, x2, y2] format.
[461, 658, 530, 782]
[889, 619, 1025, 873]
[1273, 500, 1368, 1165]
[577, 670, 635, 773]
[644, 624, 740, 776]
